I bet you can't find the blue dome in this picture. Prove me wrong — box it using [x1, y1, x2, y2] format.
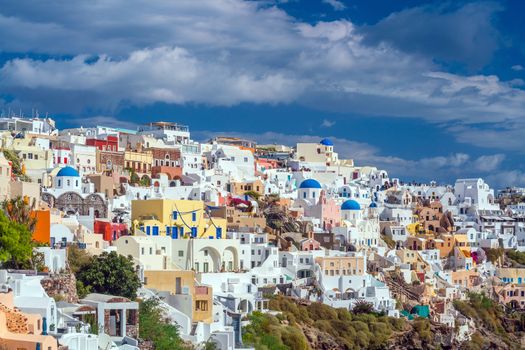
[341, 199, 361, 210]
[369, 202, 378, 208]
[57, 166, 80, 177]
[320, 138, 334, 146]
[299, 179, 322, 189]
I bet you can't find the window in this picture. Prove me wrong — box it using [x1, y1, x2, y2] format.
[192, 212, 197, 221]
[178, 250, 184, 257]
[196, 300, 208, 311]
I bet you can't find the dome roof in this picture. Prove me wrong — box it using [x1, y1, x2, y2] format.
[341, 199, 361, 210]
[299, 179, 322, 189]
[369, 202, 378, 208]
[320, 138, 334, 146]
[57, 166, 80, 177]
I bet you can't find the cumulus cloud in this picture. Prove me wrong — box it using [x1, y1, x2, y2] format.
[512, 64, 524, 71]
[323, 0, 346, 11]
[361, 2, 501, 68]
[486, 170, 525, 189]
[0, 0, 524, 153]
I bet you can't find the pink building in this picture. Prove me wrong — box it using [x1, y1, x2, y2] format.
[303, 191, 341, 232]
[300, 237, 321, 251]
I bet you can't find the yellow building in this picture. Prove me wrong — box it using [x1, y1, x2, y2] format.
[143, 270, 213, 323]
[124, 149, 153, 174]
[132, 199, 227, 239]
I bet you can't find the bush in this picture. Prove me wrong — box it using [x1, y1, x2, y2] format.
[252, 296, 405, 350]
[413, 318, 432, 342]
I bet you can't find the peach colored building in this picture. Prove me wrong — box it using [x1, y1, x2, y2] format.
[230, 179, 265, 196]
[0, 291, 57, 350]
[315, 255, 365, 277]
[494, 284, 525, 309]
[450, 269, 480, 288]
[416, 202, 444, 233]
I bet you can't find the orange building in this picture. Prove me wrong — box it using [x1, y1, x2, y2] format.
[32, 209, 51, 244]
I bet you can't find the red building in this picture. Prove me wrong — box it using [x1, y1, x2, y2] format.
[94, 219, 128, 242]
[87, 135, 119, 152]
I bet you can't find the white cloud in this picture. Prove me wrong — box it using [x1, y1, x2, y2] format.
[321, 119, 336, 127]
[1, 47, 306, 108]
[486, 170, 525, 189]
[512, 64, 524, 71]
[322, 0, 346, 11]
[0, 0, 524, 152]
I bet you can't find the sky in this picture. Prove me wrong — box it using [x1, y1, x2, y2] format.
[0, 0, 524, 188]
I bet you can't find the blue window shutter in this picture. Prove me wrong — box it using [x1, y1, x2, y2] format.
[146, 226, 151, 235]
[172, 211, 178, 220]
[172, 226, 178, 239]
[192, 212, 197, 221]
[216, 227, 222, 239]
[180, 227, 184, 236]
[191, 227, 197, 238]
[152, 226, 159, 236]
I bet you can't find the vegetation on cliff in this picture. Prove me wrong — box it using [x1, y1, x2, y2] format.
[243, 296, 408, 350]
[454, 292, 525, 349]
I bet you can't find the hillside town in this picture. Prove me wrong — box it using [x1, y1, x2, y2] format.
[1, 115, 525, 350]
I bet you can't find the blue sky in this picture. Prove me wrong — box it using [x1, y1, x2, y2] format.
[0, 0, 524, 188]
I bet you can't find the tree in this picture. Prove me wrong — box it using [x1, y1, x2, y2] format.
[67, 244, 92, 274]
[139, 297, 185, 350]
[2, 196, 37, 232]
[0, 210, 34, 268]
[77, 251, 141, 299]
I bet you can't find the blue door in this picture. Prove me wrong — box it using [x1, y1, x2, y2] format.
[152, 226, 159, 236]
[146, 226, 151, 235]
[191, 227, 197, 238]
[216, 227, 222, 239]
[172, 226, 178, 239]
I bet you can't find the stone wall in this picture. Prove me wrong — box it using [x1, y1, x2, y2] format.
[41, 272, 79, 303]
